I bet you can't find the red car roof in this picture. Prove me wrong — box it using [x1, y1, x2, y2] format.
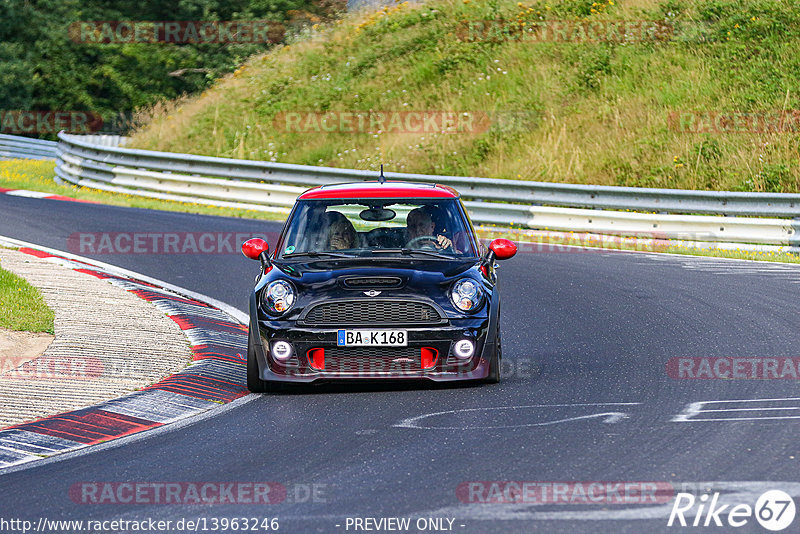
[298, 181, 459, 200]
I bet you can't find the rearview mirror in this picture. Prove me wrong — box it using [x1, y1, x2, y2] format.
[360, 207, 396, 222]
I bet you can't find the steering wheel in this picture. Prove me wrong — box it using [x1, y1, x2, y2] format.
[406, 235, 444, 250]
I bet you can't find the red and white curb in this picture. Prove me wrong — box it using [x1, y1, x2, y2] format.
[0, 236, 252, 470]
[0, 187, 96, 203]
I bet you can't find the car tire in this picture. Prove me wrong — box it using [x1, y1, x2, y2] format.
[484, 327, 501, 384]
[247, 334, 268, 393]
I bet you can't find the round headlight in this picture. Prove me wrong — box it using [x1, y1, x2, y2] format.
[262, 280, 296, 314]
[450, 278, 482, 312]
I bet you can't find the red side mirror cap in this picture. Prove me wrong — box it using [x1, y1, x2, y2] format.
[489, 238, 517, 260]
[242, 238, 269, 260]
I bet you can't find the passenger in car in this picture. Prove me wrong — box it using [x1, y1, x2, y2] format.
[327, 213, 357, 250]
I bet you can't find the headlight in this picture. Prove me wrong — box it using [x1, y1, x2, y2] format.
[450, 278, 482, 312]
[262, 280, 296, 314]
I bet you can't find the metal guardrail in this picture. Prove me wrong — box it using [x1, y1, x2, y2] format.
[1, 134, 128, 161]
[3, 131, 798, 247]
[0, 134, 58, 161]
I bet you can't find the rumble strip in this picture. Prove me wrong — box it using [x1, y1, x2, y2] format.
[0, 246, 249, 469]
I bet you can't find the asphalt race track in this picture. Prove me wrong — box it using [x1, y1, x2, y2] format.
[1, 194, 799, 533]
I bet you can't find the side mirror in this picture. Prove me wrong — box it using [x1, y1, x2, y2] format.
[489, 238, 517, 260]
[242, 238, 269, 260]
[480, 238, 516, 273]
[242, 238, 271, 273]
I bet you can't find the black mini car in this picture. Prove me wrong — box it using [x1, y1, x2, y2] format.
[241, 181, 516, 392]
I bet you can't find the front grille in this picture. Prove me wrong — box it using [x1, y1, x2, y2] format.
[303, 300, 440, 326]
[322, 347, 421, 374]
[342, 277, 403, 289]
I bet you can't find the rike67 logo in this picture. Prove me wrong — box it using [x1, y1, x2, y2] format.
[668, 489, 796, 531]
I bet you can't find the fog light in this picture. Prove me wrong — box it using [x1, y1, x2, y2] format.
[272, 341, 293, 361]
[453, 340, 475, 359]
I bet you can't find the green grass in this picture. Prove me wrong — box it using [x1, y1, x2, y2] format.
[0, 262, 55, 334]
[0, 159, 283, 221]
[127, 0, 800, 193]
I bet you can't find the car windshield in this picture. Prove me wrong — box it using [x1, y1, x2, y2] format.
[277, 198, 477, 259]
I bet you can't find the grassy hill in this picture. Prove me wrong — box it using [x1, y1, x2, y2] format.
[128, 0, 800, 192]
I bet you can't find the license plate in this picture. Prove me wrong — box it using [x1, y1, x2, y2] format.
[337, 329, 407, 347]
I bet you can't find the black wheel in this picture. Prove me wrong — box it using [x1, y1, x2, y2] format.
[484, 327, 501, 384]
[247, 334, 268, 393]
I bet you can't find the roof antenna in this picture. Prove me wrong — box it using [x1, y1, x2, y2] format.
[379, 164, 386, 184]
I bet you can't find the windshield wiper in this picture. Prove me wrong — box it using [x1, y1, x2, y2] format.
[283, 251, 353, 259]
[370, 248, 454, 260]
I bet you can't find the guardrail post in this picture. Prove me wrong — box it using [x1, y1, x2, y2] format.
[790, 218, 800, 255]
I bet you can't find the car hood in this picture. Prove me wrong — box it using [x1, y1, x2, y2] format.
[257, 257, 489, 320]
[274, 257, 476, 279]
[269, 257, 479, 294]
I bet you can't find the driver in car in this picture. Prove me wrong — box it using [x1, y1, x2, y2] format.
[406, 208, 454, 251]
